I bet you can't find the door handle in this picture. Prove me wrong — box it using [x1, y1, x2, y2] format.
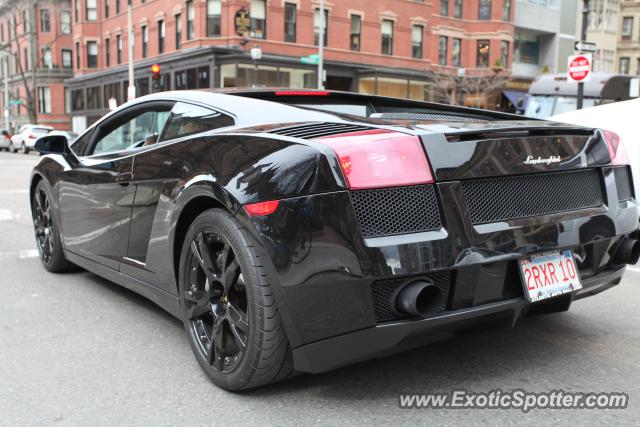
[115, 172, 133, 186]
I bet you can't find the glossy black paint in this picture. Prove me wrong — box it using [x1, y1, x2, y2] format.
[30, 90, 638, 374]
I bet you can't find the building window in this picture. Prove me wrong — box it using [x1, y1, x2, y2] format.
[350, 15, 361, 51]
[478, 0, 491, 20]
[452, 38, 461, 67]
[441, 0, 449, 16]
[381, 20, 393, 55]
[75, 41, 80, 68]
[104, 38, 110, 66]
[61, 11, 71, 34]
[500, 40, 509, 68]
[87, 0, 97, 21]
[502, 0, 511, 21]
[105, 0, 109, 18]
[40, 9, 50, 32]
[175, 14, 182, 49]
[637, 58, 640, 76]
[38, 87, 51, 114]
[141, 25, 148, 58]
[284, 3, 296, 43]
[116, 0, 120, 14]
[158, 20, 165, 54]
[62, 49, 73, 68]
[622, 17, 633, 40]
[207, 0, 222, 37]
[22, 11, 27, 33]
[477, 40, 490, 67]
[439, 36, 448, 65]
[454, 0, 463, 18]
[412, 25, 423, 59]
[620, 57, 630, 74]
[314, 8, 328, 47]
[186, 1, 195, 40]
[74, 0, 79, 22]
[42, 48, 52, 68]
[117, 35, 122, 64]
[87, 41, 98, 68]
[250, 0, 266, 39]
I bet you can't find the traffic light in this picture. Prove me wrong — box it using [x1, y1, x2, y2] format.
[151, 64, 161, 92]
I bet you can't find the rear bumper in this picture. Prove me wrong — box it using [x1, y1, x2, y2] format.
[291, 267, 625, 373]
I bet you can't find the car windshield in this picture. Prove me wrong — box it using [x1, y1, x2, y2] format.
[525, 95, 598, 119]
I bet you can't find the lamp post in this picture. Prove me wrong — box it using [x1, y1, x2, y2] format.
[577, 0, 590, 110]
[1, 51, 9, 130]
[250, 45, 262, 87]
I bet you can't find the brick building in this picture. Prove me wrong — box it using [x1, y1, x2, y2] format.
[0, 0, 74, 131]
[65, 0, 515, 127]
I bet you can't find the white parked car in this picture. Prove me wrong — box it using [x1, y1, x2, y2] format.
[0, 129, 11, 151]
[550, 98, 640, 220]
[10, 124, 53, 154]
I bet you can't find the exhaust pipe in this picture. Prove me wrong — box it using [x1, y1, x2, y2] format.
[613, 238, 640, 265]
[395, 281, 443, 317]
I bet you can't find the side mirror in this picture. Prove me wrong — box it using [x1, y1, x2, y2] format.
[34, 135, 69, 155]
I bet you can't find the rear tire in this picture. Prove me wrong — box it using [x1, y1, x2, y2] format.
[31, 180, 74, 273]
[178, 208, 294, 391]
[9, 142, 17, 153]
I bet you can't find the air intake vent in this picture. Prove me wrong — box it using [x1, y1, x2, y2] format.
[269, 122, 373, 139]
[461, 169, 605, 225]
[370, 112, 479, 122]
[371, 271, 451, 323]
[614, 166, 634, 201]
[350, 185, 442, 238]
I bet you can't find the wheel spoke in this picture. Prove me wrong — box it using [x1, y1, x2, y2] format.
[209, 316, 225, 369]
[187, 294, 211, 320]
[222, 260, 240, 292]
[190, 233, 219, 284]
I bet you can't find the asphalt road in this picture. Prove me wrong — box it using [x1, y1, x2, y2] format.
[1, 150, 639, 426]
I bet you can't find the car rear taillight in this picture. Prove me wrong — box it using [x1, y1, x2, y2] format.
[244, 200, 280, 217]
[274, 91, 330, 96]
[602, 129, 629, 166]
[317, 130, 434, 190]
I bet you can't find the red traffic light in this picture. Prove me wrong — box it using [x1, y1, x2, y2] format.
[150, 64, 161, 74]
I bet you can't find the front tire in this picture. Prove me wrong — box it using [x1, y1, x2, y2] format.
[21, 142, 29, 154]
[179, 209, 294, 391]
[32, 180, 74, 272]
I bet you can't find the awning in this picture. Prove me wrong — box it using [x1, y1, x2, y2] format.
[502, 90, 528, 110]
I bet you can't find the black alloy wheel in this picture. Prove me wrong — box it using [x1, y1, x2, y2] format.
[179, 209, 294, 391]
[33, 185, 54, 265]
[184, 231, 249, 373]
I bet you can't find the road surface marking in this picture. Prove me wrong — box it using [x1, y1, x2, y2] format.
[0, 249, 38, 259]
[0, 209, 14, 221]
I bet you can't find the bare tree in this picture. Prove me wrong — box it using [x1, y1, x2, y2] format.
[0, 0, 68, 124]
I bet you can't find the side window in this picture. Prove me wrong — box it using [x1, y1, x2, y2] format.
[70, 129, 94, 156]
[159, 102, 234, 142]
[91, 109, 172, 155]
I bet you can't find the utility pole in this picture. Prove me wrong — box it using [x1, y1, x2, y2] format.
[127, 0, 135, 101]
[2, 53, 9, 131]
[577, 0, 590, 110]
[317, 0, 324, 89]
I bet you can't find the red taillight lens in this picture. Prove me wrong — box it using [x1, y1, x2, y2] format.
[602, 129, 629, 166]
[244, 200, 280, 217]
[318, 130, 434, 190]
[275, 91, 330, 96]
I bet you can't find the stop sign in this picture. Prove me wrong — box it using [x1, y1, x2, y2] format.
[567, 53, 592, 83]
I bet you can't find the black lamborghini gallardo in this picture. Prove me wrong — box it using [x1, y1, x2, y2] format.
[30, 90, 639, 390]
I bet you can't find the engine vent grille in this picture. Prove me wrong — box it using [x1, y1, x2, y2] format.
[350, 185, 442, 238]
[461, 169, 605, 225]
[269, 122, 373, 139]
[371, 271, 451, 323]
[614, 166, 634, 201]
[370, 112, 479, 122]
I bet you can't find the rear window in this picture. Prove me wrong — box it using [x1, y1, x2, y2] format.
[159, 102, 234, 142]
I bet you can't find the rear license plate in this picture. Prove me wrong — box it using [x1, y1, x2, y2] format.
[518, 250, 582, 303]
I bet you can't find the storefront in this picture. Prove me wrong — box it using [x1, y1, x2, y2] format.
[66, 46, 439, 130]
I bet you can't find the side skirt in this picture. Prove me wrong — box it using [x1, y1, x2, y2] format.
[64, 250, 182, 319]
